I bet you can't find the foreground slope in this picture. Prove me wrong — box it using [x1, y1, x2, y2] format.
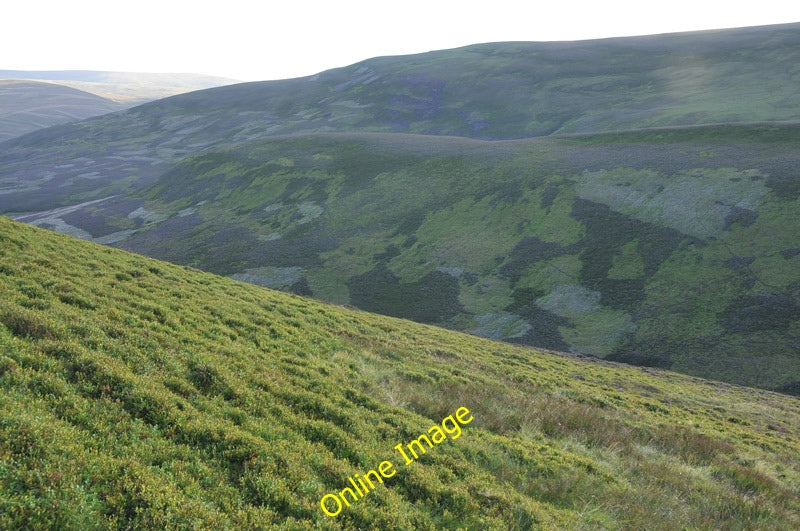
[17, 123, 800, 392]
[1, 23, 798, 213]
[1, 217, 799, 529]
[0, 80, 124, 141]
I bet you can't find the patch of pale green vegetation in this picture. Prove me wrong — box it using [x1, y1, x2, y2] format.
[435, 266, 463, 278]
[469, 311, 532, 340]
[412, 194, 530, 273]
[29, 217, 93, 240]
[559, 308, 636, 357]
[537, 285, 635, 356]
[93, 229, 138, 245]
[272, 157, 294, 167]
[457, 275, 515, 316]
[230, 266, 304, 288]
[257, 232, 282, 242]
[296, 201, 325, 224]
[127, 206, 168, 225]
[575, 168, 768, 239]
[538, 284, 602, 316]
[516, 255, 584, 292]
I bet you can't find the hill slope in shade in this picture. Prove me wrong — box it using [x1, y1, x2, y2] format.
[1, 217, 799, 528]
[1, 23, 798, 213]
[0, 80, 124, 141]
[13, 124, 800, 393]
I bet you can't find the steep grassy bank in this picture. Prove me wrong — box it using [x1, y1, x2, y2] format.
[1, 217, 799, 528]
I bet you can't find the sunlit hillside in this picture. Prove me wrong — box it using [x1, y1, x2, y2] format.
[1, 217, 798, 529]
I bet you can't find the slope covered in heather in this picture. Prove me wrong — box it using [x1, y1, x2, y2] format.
[14, 123, 800, 392]
[1, 23, 798, 213]
[1, 217, 799, 529]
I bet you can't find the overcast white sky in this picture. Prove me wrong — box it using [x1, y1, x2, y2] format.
[4, 1, 800, 81]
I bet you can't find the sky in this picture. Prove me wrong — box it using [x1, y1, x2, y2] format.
[4, 1, 800, 81]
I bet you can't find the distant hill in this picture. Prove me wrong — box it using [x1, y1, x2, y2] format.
[0, 80, 124, 141]
[0, 71, 239, 141]
[0, 70, 240, 104]
[1, 216, 798, 528]
[1, 23, 798, 212]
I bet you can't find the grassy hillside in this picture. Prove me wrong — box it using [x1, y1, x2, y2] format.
[1, 217, 799, 529]
[0, 80, 124, 142]
[1, 23, 798, 213]
[14, 123, 800, 393]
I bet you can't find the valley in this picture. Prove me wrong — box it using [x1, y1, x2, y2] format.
[1, 21, 800, 527]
